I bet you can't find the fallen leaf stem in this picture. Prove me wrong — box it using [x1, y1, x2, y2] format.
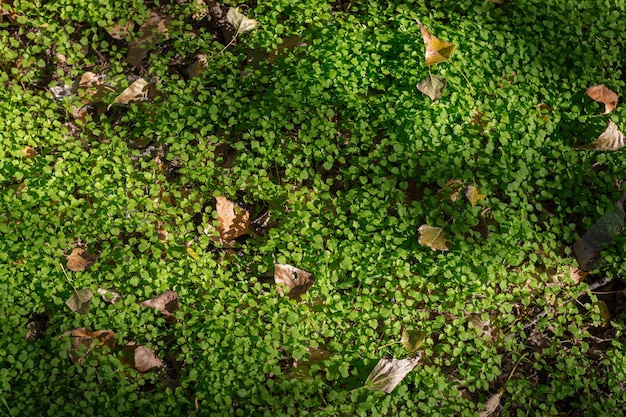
[449, 59, 475, 94]
[60, 263, 78, 295]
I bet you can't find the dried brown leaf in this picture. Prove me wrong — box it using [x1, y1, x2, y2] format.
[581, 121, 625, 151]
[127, 12, 171, 67]
[226, 7, 258, 33]
[66, 248, 97, 272]
[104, 19, 135, 40]
[274, 264, 314, 301]
[478, 391, 503, 417]
[417, 74, 447, 101]
[215, 196, 250, 242]
[586, 84, 619, 114]
[65, 328, 116, 363]
[21, 146, 37, 158]
[140, 291, 180, 317]
[97, 288, 122, 303]
[111, 78, 150, 106]
[133, 345, 164, 372]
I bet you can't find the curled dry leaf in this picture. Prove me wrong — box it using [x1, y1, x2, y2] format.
[66, 247, 97, 271]
[417, 20, 456, 66]
[417, 74, 447, 101]
[111, 78, 151, 106]
[274, 264, 314, 301]
[64, 328, 116, 363]
[215, 196, 250, 242]
[133, 345, 164, 372]
[581, 121, 625, 151]
[586, 84, 618, 114]
[140, 291, 180, 317]
[418, 225, 449, 251]
[127, 11, 171, 67]
[97, 288, 121, 303]
[226, 7, 258, 33]
[465, 185, 486, 207]
[21, 146, 37, 158]
[364, 355, 421, 393]
[65, 288, 93, 314]
[478, 390, 503, 417]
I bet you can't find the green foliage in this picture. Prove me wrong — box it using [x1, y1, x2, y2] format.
[1, 0, 626, 415]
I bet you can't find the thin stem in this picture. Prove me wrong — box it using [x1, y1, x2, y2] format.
[60, 263, 78, 294]
[217, 28, 241, 56]
[449, 59, 475, 94]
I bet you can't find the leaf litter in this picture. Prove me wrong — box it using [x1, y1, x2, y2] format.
[364, 355, 421, 393]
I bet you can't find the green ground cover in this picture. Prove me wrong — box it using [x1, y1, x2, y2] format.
[1, 0, 625, 415]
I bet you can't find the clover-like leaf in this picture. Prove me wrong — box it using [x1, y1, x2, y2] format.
[364, 355, 421, 393]
[417, 20, 456, 66]
[65, 288, 93, 314]
[574, 193, 626, 271]
[226, 7, 258, 33]
[418, 225, 449, 251]
[586, 84, 618, 114]
[274, 264, 314, 301]
[417, 74, 447, 101]
[581, 121, 625, 150]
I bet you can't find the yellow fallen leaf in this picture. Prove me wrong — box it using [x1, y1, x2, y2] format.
[418, 20, 456, 66]
[186, 246, 200, 261]
[418, 225, 449, 251]
[464, 185, 486, 206]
